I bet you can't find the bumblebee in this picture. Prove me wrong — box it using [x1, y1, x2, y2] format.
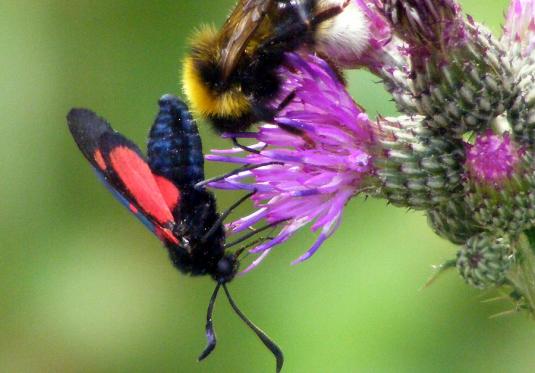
[182, 0, 371, 133]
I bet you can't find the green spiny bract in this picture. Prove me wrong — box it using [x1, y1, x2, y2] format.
[383, 1, 514, 137]
[427, 199, 482, 245]
[465, 179, 535, 236]
[369, 36, 419, 114]
[373, 116, 464, 209]
[413, 23, 513, 137]
[510, 57, 535, 148]
[464, 132, 535, 235]
[375, 0, 535, 312]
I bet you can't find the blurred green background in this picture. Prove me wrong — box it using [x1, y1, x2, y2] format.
[2, 1, 534, 372]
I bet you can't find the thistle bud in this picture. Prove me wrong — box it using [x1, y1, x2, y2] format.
[373, 116, 464, 209]
[380, 0, 514, 137]
[457, 232, 513, 289]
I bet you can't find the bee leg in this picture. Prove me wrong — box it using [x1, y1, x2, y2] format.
[231, 137, 268, 154]
[311, 0, 351, 26]
[276, 90, 296, 113]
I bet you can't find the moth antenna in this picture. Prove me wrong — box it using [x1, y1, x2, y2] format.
[201, 190, 257, 243]
[222, 284, 284, 373]
[224, 220, 286, 249]
[195, 162, 282, 189]
[198, 283, 221, 362]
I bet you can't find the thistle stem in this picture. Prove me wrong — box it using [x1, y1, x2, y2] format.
[507, 233, 535, 318]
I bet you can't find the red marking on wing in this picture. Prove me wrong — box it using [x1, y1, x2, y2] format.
[108, 146, 174, 226]
[154, 175, 181, 210]
[94, 149, 107, 170]
[156, 226, 179, 245]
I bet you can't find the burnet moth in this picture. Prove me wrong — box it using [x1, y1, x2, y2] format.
[67, 94, 283, 372]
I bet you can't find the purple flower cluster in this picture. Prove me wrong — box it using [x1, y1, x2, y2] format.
[465, 131, 522, 185]
[205, 0, 535, 280]
[208, 53, 375, 270]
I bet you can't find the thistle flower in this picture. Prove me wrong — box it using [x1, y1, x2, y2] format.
[355, 0, 391, 47]
[382, 0, 463, 48]
[202, 0, 535, 318]
[344, 1, 418, 114]
[464, 131, 535, 234]
[207, 53, 375, 269]
[465, 131, 522, 185]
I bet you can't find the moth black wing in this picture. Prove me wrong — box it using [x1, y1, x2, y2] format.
[67, 108, 179, 245]
[67, 108, 113, 169]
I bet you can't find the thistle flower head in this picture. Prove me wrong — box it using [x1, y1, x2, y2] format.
[207, 53, 375, 269]
[465, 131, 522, 186]
[201, 1, 535, 315]
[503, 0, 535, 57]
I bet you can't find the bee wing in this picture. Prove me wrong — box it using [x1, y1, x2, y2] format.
[219, 0, 274, 80]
